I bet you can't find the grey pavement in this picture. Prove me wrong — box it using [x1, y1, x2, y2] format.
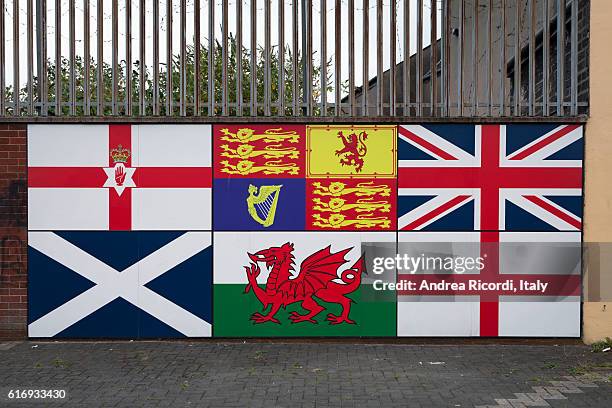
[0, 341, 610, 407]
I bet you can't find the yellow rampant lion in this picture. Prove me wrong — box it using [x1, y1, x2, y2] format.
[220, 160, 300, 176]
[220, 143, 300, 160]
[220, 128, 300, 143]
[312, 197, 391, 213]
[311, 213, 391, 229]
[311, 181, 392, 197]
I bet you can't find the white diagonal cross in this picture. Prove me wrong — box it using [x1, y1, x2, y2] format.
[28, 232, 211, 337]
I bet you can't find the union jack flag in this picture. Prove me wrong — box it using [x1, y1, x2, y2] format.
[397, 124, 583, 231]
[397, 124, 583, 336]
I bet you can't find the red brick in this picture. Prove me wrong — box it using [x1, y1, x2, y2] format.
[9, 137, 25, 145]
[9, 288, 26, 296]
[1, 144, 21, 152]
[9, 150, 26, 159]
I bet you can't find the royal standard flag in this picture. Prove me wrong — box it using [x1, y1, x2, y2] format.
[306, 125, 397, 178]
[213, 232, 396, 337]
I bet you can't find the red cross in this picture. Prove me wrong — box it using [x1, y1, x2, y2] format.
[28, 125, 212, 230]
[398, 125, 583, 336]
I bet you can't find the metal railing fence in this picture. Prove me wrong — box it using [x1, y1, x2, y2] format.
[0, 0, 589, 118]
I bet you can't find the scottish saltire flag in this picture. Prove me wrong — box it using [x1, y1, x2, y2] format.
[28, 231, 212, 338]
[213, 231, 396, 337]
[397, 232, 581, 337]
[28, 124, 212, 230]
[397, 124, 583, 231]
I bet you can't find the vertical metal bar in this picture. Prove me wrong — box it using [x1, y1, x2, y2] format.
[38, 0, 48, 115]
[55, 0, 61, 115]
[514, 0, 520, 116]
[278, 0, 285, 115]
[528, 0, 535, 116]
[69, 0, 75, 115]
[263, 0, 270, 115]
[222, 0, 229, 115]
[430, 0, 437, 116]
[97, 0, 103, 115]
[429, 0, 438, 116]
[84, 0, 91, 115]
[389, 0, 396, 116]
[471, 0, 477, 116]
[235, 0, 241, 116]
[349, 0, 355, 116]
[362, 0, 369, 116]
[306, 0, 313, 114]
[320, 0, 327, 116]
[249, 0, 256, 116]
[500, 0, 505, 116]
[210, 0, 216, 115]
[441, 0, 448, 116]
[0, 0, 4, 116]
[180, 0, 187, 116]
[416, 0, 422, 116]
[139, 0, 145, 115]
[487, 0, 492, 116]
[166, 0, 173, 115]
[570, 0, 577, 115]
[376, 0, 382, 116]
[194, 0, 200, 115]
[300, 0, 306, 114]
[403, 0, 409, 116]
[13, 0, 20, 115]
[335, 0, 341, 116]
[458, 0, 464, 115]
[112, 0, 118, 115]
[153, 0, 159, 115]
[291, 0, 298, 115]
[557, 0, 564, 115]
[126, 0, 133, 115]
[307, 0, 312, 114]
[543, 0, 549, 116]
[27, 0, 34, 114]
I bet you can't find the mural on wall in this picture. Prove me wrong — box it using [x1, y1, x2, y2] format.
[27, 123, 584, 338]
[28, 124, 212, 230]
[213, 232, 396, 337]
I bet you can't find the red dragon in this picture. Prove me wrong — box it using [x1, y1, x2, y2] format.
[243, 243, 365, 325]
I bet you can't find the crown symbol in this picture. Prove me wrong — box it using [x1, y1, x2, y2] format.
[110, 145, 130, 164]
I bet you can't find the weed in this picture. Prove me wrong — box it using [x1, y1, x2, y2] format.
[591, 337, 612, 353]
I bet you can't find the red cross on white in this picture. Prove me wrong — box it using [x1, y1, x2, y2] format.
[397, 124, 583, 336]
[28, 125, 212, 230]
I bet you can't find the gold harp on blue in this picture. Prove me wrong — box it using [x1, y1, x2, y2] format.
[246, 184, 283, 227]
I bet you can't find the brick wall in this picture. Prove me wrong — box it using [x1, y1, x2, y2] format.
[0, 124, 27, 340]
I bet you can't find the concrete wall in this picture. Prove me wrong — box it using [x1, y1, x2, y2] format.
[583, 0, 612, 344]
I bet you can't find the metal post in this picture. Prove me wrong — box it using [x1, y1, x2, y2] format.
[321, 0, 327, 116]
[301, 0, 307, 115]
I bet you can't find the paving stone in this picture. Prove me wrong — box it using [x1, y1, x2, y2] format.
[0, 342, 610, 407]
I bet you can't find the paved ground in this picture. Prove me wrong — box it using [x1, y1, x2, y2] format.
[0, 341, 610, 407]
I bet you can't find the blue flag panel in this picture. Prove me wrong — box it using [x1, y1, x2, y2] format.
[28, 231, 212, 338]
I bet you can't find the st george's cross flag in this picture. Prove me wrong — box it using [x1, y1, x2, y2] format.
[397, 124, 583, 231]
[28, 231, 212, 338]
[396, 231, 581, 337]
[27, 124, 212, 230]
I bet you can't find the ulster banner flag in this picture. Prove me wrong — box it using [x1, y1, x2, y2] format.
[27, 124, 212, 230]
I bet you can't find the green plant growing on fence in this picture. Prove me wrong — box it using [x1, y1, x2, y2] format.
[5, 34, 334, 117]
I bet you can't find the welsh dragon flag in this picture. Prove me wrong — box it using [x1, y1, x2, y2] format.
[213, 232, 396, 337]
